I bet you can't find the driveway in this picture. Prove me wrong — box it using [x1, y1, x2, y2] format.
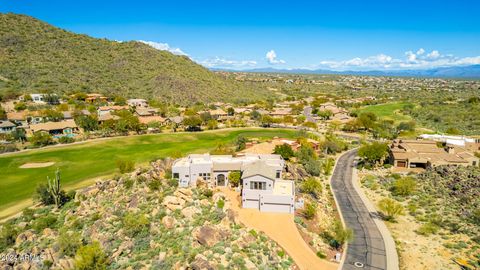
[221, 188, 338, 270]
[330, 150, 398, 270]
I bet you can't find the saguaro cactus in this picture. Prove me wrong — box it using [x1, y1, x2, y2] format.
[48, 168, 62, 208]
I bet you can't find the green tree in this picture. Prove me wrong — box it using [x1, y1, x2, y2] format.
[330, 221, 353, 249]
[74, 242, 109, 270]
[273, 143, 295, 160]
[235, 135, 248, 151]
[206, 119, 218, 130]
[42, 109, 64, 122]
[260, 115, 274, 127]
[378, 198, 404, 221]
[357, 112, 377, 130]
[183, 116, 202, 131]
[74, 115, 99, 131]
[14, 102, 27, 111]
[250, 110, 261, 121]
[228, 171, 241, 187]
[30, 132, 55, 147]
[296, 145, 317, 165]
[317, 110, 333, 120]
[227, 107, 235, 116]
[0, 106, 6, 120]
[322, 158, 335, 175]
[113, 96, 126, 105]
[358, 141, 389, 166]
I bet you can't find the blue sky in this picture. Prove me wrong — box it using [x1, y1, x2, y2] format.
[2, 0, 480, 70]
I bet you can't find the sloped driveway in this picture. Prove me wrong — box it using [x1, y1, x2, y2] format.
[221, 188, 338, 270]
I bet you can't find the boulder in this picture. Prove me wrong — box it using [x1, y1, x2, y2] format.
[181, 206, 200, 220]
[15, 230, 35, 246]
[192, 225, 229, 247]
[162, 216, 176, 229]
[190, 254, 214, 270]
[57, 258, 75, 270]
[163, 196, 185, 211]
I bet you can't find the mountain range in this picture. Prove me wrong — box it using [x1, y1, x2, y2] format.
[0, 13, 268, 104]
[219, 65, 480, 78]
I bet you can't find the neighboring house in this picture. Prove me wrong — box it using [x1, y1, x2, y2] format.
[97, 105, 129, 116]
[169, 116, 184, 126]
[29, 120, 79, 137]
[127, 99, 148, 108]
[138, 116, 168, 125]
[172, 153, 294, 213]
[98, 113, 120, 123]
[269, 107, 292, 117]
[6, 111, 28, 127]
[418, 134, 480, 146]
[0, 120, 16, 133]
[85, 93, 108, 103]
[135, 107, 159, 117]
[389, 139, 479, 169]
[27, 94, 46, 104]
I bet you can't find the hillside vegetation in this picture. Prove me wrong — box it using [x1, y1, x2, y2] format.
[0, 13, 267, 104]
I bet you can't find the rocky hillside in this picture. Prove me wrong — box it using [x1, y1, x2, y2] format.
[0, 13, 267, 104]
[0, 160, 293, 269]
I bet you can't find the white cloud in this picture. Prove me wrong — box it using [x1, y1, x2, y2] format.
[138, 40, 188, 56]
[426, 50, 440, 59]
[198, 57, 257, 68]
[266, 50, 286, 64]
[315, 49, 480, 70]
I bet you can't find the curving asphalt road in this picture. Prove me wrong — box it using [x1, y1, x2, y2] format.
[331, 149, 390, 270]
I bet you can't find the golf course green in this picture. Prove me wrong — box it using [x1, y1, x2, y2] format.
[0, 128, 296, 213]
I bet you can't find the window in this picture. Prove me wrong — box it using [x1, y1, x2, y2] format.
[173, 173, 179, 179]
[199, 172, 211, 180]
[250, 181, 266, 190]
[276, 171, 281, 178]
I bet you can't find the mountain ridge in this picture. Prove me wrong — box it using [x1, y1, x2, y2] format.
[0, 13, 267, 104]
[213, 65, 480, 79]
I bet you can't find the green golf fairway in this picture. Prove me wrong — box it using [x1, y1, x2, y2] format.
[0, 128, 296, 212]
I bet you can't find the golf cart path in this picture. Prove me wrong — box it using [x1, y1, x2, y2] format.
[221, 188, 338, 270]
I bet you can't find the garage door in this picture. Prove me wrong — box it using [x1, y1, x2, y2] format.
[260, 203, 293, 213]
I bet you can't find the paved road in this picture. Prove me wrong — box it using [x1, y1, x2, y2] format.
[331, 150, 388, 270]
[303, 106, 317, 123]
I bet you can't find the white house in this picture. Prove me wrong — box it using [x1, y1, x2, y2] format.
[419, 134, 479, 146]
[0, 121, 16, 133]
[172, 153, 295, 213]
[127, 99, 148, 108]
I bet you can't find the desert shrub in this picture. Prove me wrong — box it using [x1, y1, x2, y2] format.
[202, 189, 213, 198]
[34, 183, 55, 205]
[301, 178, 322, 197]
[228, 171, 241, 187]
[303, 202, 317, 220]
[277, 250, 285, 258]
[123, 212, 150, 237]
[32, 214, 58, 233]
[217, 199, 225, 209]
[123, 178, 134, 189]
[391, 176, 416, 196]
[116, 159, 135, 173]
[316, 251, 327, 259]
[378, 198, 404, 221]
[147, 180, 161, 191]
[358, 141, 389, 167]
[0, 223, 17, 252]
[249, 229, 258, 237]
[58, 136, 75, 144]
[168, 178, 178, 187]
[294, 216, 306, 228]
[333, 221, 353, 248]
[304, 159, 321, 176]
[74, 242, 108, 270]
[416, 222, 440, 236]
[58, 230, 83, 256]
[22, 208, 35, 222]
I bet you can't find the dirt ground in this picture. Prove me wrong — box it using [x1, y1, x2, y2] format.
[359, 177, 458, 270]
[19, 162, 55, 168]
[219, 187, 339, 270]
